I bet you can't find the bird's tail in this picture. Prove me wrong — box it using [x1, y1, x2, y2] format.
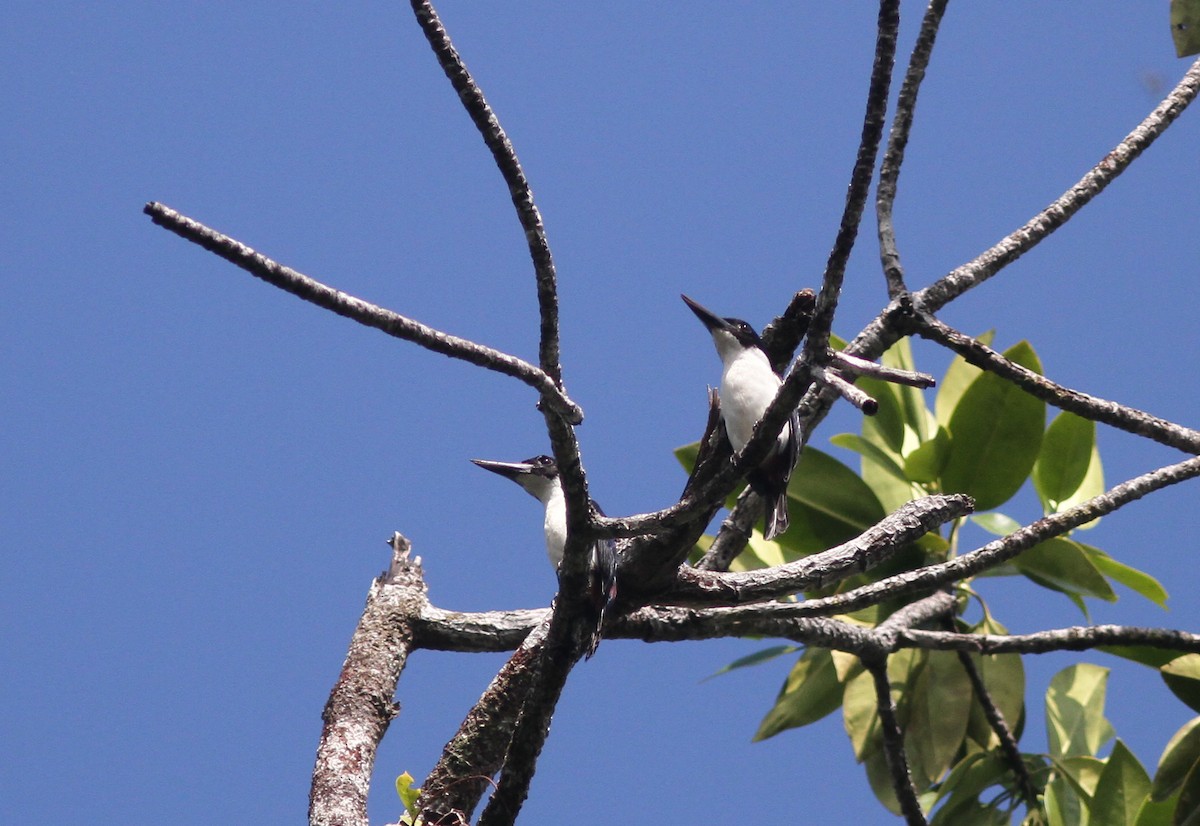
[585, 540, 619, 659]
[764, 489, 790, 541]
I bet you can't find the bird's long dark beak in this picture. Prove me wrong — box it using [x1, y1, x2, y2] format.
[470, 458, 534, 480]
[681, 294, 732, 334]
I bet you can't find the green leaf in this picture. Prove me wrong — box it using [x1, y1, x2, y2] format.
[906, 650, 974, 787]
[936, 330, 996, 428]
[941, 341, 1046, 511]
[882, 337, 934, 443]
[1015, 537, 1117, 604]
[1082, 544, 1169, 608]
[1035, 412, 1096, 510]
[1151, 717, 1200, 801]
[1046, 664, 1115, 759]
[864, 744, 904, 814]
[1057, 443, 1106, 530]
[1173, 0, 1200, 57]
[395, 771, 421, 817]
[858, 375, 906, 454]
[965, 646, 1026, 751]
[754, 647, 844, 740]
[1162, 656, 1200, 715]
[928, 752, 1010, 825]
[786, 447, 887, 532]
[1100, 647, 1185, 670]
[1133, 795, 1176, 826]
[674, 440, 701, 473]
[1054, 754, 1108, 799]
[1047, 758, 1097, 826]
[830, 432, 909, 483]
[862, 444, 921, 513]
[1176, 756, 1200, 825]
[844, 664, 884, 761]
[706, 644, 799, 680]
[971, 512, 1022, 536]
[905, 427, 951, 484]
[1090, 740, 1152, 826]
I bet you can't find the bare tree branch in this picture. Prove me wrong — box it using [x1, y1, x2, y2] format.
[917, 56, 1200, 313]
[877, 0, 950, 298]
[901, 624, 1200, 656]
[141, 202, 583, 425]
[783, 454, 1200, 618]
[418, 615, 553, 824]
[310, 534, 427, 826]
[803, 0, 900, 358]
[409, 0, 564, 386]
[809, 364, 880, 415]
[830, 350, 935, 388]
[760, 288, 817, 372]
[477, 603, 585, 826]
[667, 495, 972, 607]
[415, 606, 548, 652]
[911, 313, 1200, 454]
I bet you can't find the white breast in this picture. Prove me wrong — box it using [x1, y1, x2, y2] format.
[721, 347, 785, 453]
[542, 483, 567, 567]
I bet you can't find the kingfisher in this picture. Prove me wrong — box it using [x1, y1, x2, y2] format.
[471, 455, 618, 658]
[682, 294, 800, 540]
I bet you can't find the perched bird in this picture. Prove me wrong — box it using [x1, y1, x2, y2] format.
[471, 455, 618, 658]
[682, 294, 800, 540]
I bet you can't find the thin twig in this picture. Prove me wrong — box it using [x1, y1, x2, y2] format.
[142, 202, 583, 424]
[810, 365, 880, 415]
[877, 0, 951, 298]
[917, 57, 1200, 313]
[830, 350, 935, 388]
[409, 0, 564, 385]
[951, 644, 1040, 810]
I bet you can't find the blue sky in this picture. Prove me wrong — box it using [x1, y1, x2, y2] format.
[4, 3, 1199, 823]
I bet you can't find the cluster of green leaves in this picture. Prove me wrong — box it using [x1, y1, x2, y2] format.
[675, 336, 1200, 824]
[932, 663, 1200, 826]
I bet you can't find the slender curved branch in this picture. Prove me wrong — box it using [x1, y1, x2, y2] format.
[917, 56, 1200, 313]
[142, 202, 583, 424]
[877, 0, 950, 298]
[803, 0, 900, 358]
[911, 313, 1200, 454]
[901, 624, 1200, 656]
[783, 453, 1200, 618]
[410, 0, 564, 385]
